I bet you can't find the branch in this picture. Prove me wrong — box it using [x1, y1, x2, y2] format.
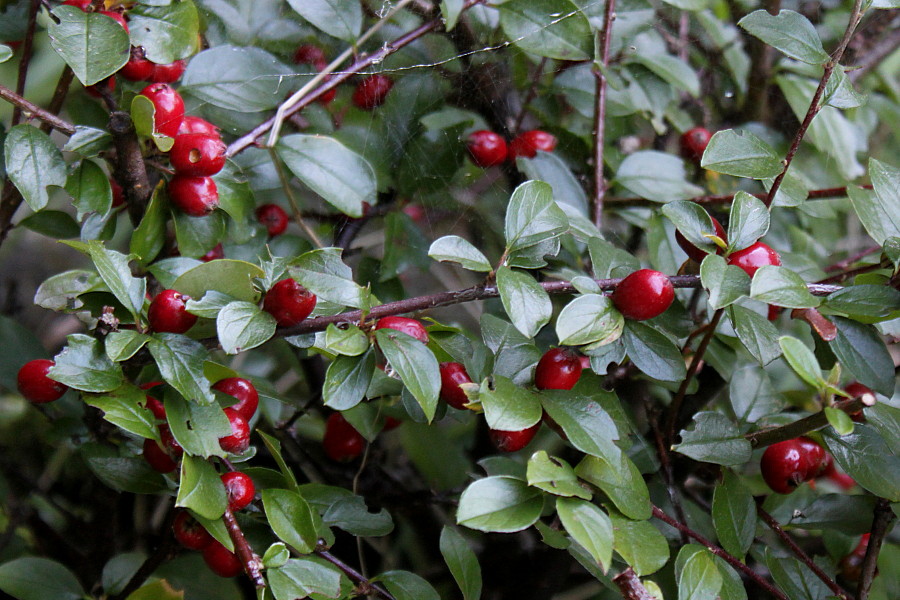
[0, 84, 77, 136]
[605, 185, 866, 208]
[849, 26, 900, 82]
[651, 505, 789, 600]
[856, 498, 895, 600]
[613, 567, 656, 600]
[108, 111, 152, 227]
[757, 505, 850, 600]
[315, 545, 396, 600]
[591, 0, 616, 229]
[222, 507, 265, 588]
[745, 397, 873, 448]
[764, 0, 866, 207]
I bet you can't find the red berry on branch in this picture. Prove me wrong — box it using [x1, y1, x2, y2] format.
[143, 438, 178, 473]
[439, 362, 473, 409]
[178, 116, 221, 137]
[148, 289, 197, 334]
[612, 269, 675, 321]
[151, 60, 186, 83]
[120, 50, 155, 81]
[213, 377, 259, 422]
[221, 471, 255, 511]
[100, 10, 128, 32]
[679, 127, 712, 164]
[489, 422, 540, 452]
[262, 278, 317, 327]
[675, 217, 726, 263]
[17, 359, 68, 404]
[323, 413, 365, 462]
[534, 348, 582, 391]
[138, 83, 185, 138]
[200, 243, 225, 262]
[168, 175, 219, 216]
[170, 133, 227, 177]
[466, 130, 508, 168]
[159, 423, 184, 458]
[760, 436, 825, 494]
[255, 204, 290, 237]
[219, 408, 251, 454]
[508, 130, 557, 159]
[352, 74, 393, 109]
[727, 242, 781, 278]
[375, 316, 428, 344]
[172, 510, 213, 550]
[203, 540, 243, 578]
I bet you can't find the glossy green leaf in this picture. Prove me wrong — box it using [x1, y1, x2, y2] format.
[615, 151, 704, 202]
[34, 269, 102, 312]
[729, 365, 784, 424]
[81, 443, 167, 495]
[4, 124, 67, 211]
[428, 235, 492, 272]
[165, 394, 231, 458]
[557, 498, 613, 572]
[517, 151, 590, 217]
[50, 333, 123, 392]
[375, 329, 440, 422]
[701, 255, 751, 309]
[830, 317, 895, 397]
[66, 159, 112, 220]
[542, 390, 622, 463]
[378, 571, 441, 600]
[0, 557, 83, 600]
[727, 192, 769, 252]
[700, 129, 782, 179]
[677, 546, 723, 600]
[823, 426, 900, 502]
[148, 334, 215, 404]
[575, 454, 651, 520]
[481, 314, 542, 386]
[750, 266, 819, 308]
[262, 489, 318, 554]
[556, 294, 625, 346]
[440, 527, 482, 600]
[128, 0, 200, 64]
[738, 10, 829, 64]
[729, 304, 782, 365]
[287, 0, 361, 41]
[527, 451, 591, 499]
[496, 266, 551, 338]
[323, 324, 369, 357]
[479, 375, 542, 431]
[176, 455, 227, 520]
[673, 412, 752, 465]
[18, 210, 80, 239]
[268, 557, 343, 600]
[712, 470, 755, 558]
[323, 495, 393, 536]
[48, 6, 129, 85]
[622, 321, 687, 382]
[823, 285, 900, 320]
[662, 201, 719, 257]
[765, 550, 831, 600]
[173, 259, 264, 304]
[85, 384, 158, 441]
[456, 476, 543, 533]
[608, 509, 670, 575]
[64, 126, 111, 157]
[779, 336, 825, 389]
[292, 248, 368, 308]
[173, 210, 225, 259]
[130, 186, 167, 264]
[504, 180, 569, 253]
[323, 350, 376, 410]
[825, 406, 855, 436]
[499, 0, 592, 60]
[85, 240, 146, 319]
[217, 301, 277, 354]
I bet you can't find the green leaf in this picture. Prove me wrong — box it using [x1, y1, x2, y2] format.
[34, 269, 102, 312]
[479, 375, 542, 431]
[728, 365, 784, 424]
[517, 151, 590, 217]
[258, 432, 299, 493]
[456, 476, 543, 533]
[63, 126, 111, 157]
[622, 321, 687, 382]
[575, 454, 652, 520]
[677, 546, 723, 600]
[105, 328, 152, 363]
[173, 259, 264, 304]
[127, 0, 200, 64]
[323, 350, 376, 410]
[147, 334, 215, 404]
[131, 94, 175, 152]
[729, 305, 782, 365]
[765, 550, 832, 600]
[375, 329, 440, 421]
[216, 301, 277, 354]
[829, 317, 895, 396]
[124, 580, 184, 600]
[322, 494, 392, 536]
[278, 134, 375, 218]
[481, 314, 542, 386]
[81, 443, 167, 494]
[750, 266, 819, 308]
[176, 455, 227, 520]
[48, 6, 129, 85]
[131, 185, 167, 264]
[173, 211, 225, 259]
[4, 124, 67, 211]
[18, 210, 80, 239]
[287, 0, 361, 41]
[615, 151, 704, 202]
[673, 412, 752, 465]
[629, 52, 700, 97]
[85, 384, 158, 441]
[727, 192, 769, 252]
[378, 571, 441, 600]
[825, 406, 855, 436]
[499, 0, 592, 60]
[262, 489, 318, 554]
[779, 336, 825, 389]
[440, 527, 482, 600]
[662, 201, 719, 257]
[496, 266, 551, 339]
[50, 333, 123, 392]
[527, 451, 591, 499]
[701, 255, 751, 310]
[0, 557, 84, 600]
[700, 129, 782, 179]
[847, 160, 900, 245]
[504, 180, 569, 253]
[85, 240, 146, 319]
[428, 235, 492, 272]
[557, 498, 613, 573]
[542, 391, 622, 462]
[323, 324, 369, 357]
[66, 159, 112, 220]
[165, 394, 232, 458]
[292, 248, 368, 308]
[268, 558, 343, 600]
[738, 10, 829, 64]
[608, 509, 670, 575]
[555, 294, 625, 346]
[823, 285, 900, 320]
[712, 470, 755, 558]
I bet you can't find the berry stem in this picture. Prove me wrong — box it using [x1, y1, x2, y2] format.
[745, 397, 870, 449]
[591, 0, 617, 229]
[856, 498, 895, 600]
[613, 567, 657, 600]
[0, 83, 76, 135]
[222, 507, 265, 588]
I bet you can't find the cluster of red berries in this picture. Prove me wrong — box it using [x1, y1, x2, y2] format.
[294, 43, 393, 110]
[466, 129, 558, 167]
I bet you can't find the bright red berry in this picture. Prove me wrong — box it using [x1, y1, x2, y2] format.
[200, 243, 225, 262]
[612, 269, 675, 321]
[795, 436, 827, 478]
[219, 408, 251, 454]
[439, 362, 473, 409]
[727, 242, 781, 278]
[221, 471, 255, 511]
[213, 377, 259, 422]
[143, 438, 178, 473]
[142, 394, 166, 420]
[138, 83, 185, 138]
[62, 0, 92, 9]
[675, 217, 727, 263]
[579, 355, 591, 371]
[168, 175, 219, 217]
[489, 422, 540, 453]
[148, 289, 197, 334]
[178, 116, 221, 137]
[151, 60, 186, 83]
[760, 437, 825, 494]
[120, 49, 155, 81]
[466, 130, 508, 168]
[170, 133, 226, 177]
[838, 534, 872, 583]
[262, 278, 317, 327]
[679, 127, 713, 163]
[100, 10, 128, 32]
[85, 76, 115, 99]
[534, 348, 583, 391]
[323, 413, 365, 462]
[159, 423, 184, 458]
[203, 540, 243, 578]
[508, 130, 557, 159]
[256, 204, 290, 237]
[17, 359, 68, 404]
[110, 178, 125, 207]
[352, 74, 393, 109]
[172, 510, 213, 550]
[375, 316, 428, 344]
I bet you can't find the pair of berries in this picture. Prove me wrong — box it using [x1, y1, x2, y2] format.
[294, 44, 393, 108]
[143, 378, 258, 423]
[120, 47, 185, 83]
[466, 129, 557, 167]
[760, 436, 827, 494]
[293, 44, 337, 104]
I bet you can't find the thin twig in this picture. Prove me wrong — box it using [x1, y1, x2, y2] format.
[825, 245, 882, 272]
[222, 507, 265, 588]
[267, 148, 323, 248]
[0, 86, 76, 136]
[605, 185, 867, 208]
[592, 0, 616, 229]
[856, 498, 895, 600]
[315, 545, 396, 600]
[651, 505, 789, 600]
[745, 397, 871, 448]
[9, 0, 41, 125]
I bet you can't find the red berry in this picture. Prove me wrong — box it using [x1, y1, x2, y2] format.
[534, 348, 583, 391]
[62, 0, 92, 10]
[675, 217, 727, 263]
[86, 76, 115, 98]
[439, 362, 473, 409]
[159, 423, 184, 458]
[383, 416, 402, 431]
[352, 74, 393, 109]
[317, 76, 337, 105]
[579, 355, 591, 371]
[375, 316, 428, 344]
[466, 130, 508, 168]
[402, 204, 426, 224]
[820, 454, 856, 490]
[143, 438, 178, 473]
[168, 175, 219, 216]
[138, 83, 185, 138]
[255, 204, 290, 237]
[508, 130, 557, 159]
[148, 289, 197, 334]
[795, 436, 827, 478]
[170, 133, 226, 177]
[612, 269, 675, 321]
[221, 471, 255, 511]
[100, 10, 128, 33]
[262, 278, 317, 327]
[110, 178, 125, 207]
[845, 381, 874, 422]
[293, 44, 327, 66]
[172, 510, 213, 550]
[727, 242, 781, 278]
[200, 243, 225, 262]
[151, 60, 186, 83]
[143, 395, 166, 420]
[760, 437, 824, 494]
[219, 408, 251, 454]
[213, 377, 259, 422]
[489, 422, 540, 453]
[202, 540, 243, 578]
[323, 413, 365, 462]
[17, 359, 68, 404]
[120, 50, 155, 81]
[178, 116, 221, 137]
[679, 127, 713, 163]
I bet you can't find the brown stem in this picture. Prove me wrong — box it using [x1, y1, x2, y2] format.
[315, 545, 396, 600]
[108, 111, 152, 227]
[651, 505, 789, 600]
[764, 0, 865, 207]
[613, 567, 656, 600]
[757, 505, 850, 600]
[605, 185, 867, 208]
[592, 0, 616, 229]
[856, 498, 895, 600]
[222, 507, 265, 588]
[745, 397, 871, 448]
[10, 0, 41, 125]
[0, 84, 78, 135]
[648, 411, 689, 545]
[825, 245, 882, 272]
[817, 259, 890, 285]
[665, 308, 724, 445]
